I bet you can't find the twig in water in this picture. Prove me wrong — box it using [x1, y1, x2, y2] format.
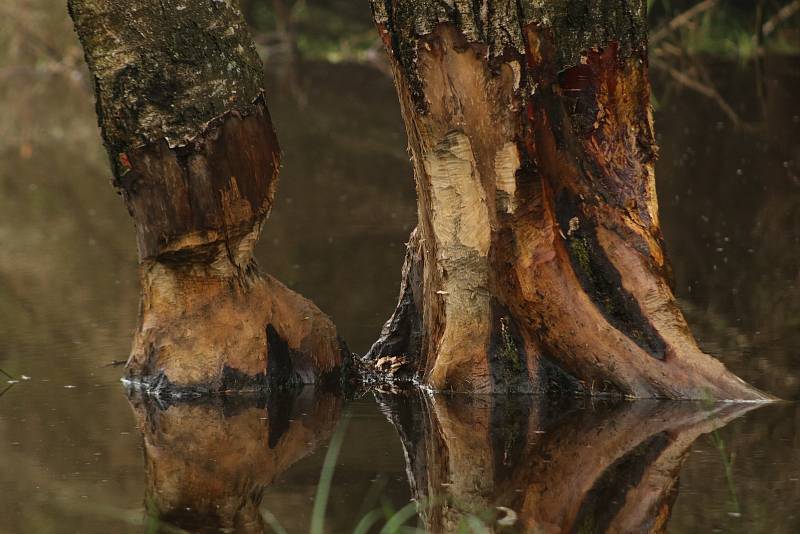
[650, 0, 720, 45]
[0, 368, 16, 380]
[762, 0, 800, 38]
[650, 56, 748, 128]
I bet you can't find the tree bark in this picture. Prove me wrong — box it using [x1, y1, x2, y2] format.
[365, 0, 771, 399]
[377, 391, 758, 533]
[68, 0, 348, 393]
[130, 389, 340, 532]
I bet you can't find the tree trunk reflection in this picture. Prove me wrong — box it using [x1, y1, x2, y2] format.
[377, 392, 758, 533]
[130, 389, 341, 533]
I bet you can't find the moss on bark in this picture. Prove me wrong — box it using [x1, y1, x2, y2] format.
[68, 0, 265, 176]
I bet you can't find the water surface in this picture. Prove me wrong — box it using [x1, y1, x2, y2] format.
[0, 41, 798, 534]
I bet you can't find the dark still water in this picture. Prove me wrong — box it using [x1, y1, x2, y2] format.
[0, 52, 798, 532]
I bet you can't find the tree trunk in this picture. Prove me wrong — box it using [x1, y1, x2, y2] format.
[377, 392, 757, 533]
[365, 1, 771, 400]
[68, 0, 348, 393]
[130, 389, 340, 532]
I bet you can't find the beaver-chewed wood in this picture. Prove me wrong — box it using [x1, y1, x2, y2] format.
[365, 0, 771, 399]
[69, 0, 349, 394]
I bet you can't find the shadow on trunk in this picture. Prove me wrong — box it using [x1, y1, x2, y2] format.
[129, 388, 341, 533]
[376, 391, 760, 533]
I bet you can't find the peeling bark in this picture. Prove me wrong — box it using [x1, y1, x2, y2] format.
[69, 0, 348, 393]
[365, 1, 771, 399]
[130, 389, 340, 532]
[376, 391, 759, 533]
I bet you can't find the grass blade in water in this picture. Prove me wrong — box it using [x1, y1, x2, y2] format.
[352, 509, 383, 534]
[310, 417, 349, 534]
[378, 501, 419, 534]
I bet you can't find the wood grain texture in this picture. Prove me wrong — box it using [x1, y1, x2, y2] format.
[366, 2, 769, 399]
[69, 0, 347, 393]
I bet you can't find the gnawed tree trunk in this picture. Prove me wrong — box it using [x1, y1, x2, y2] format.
[365, 1, 770, 399]
[68, 0, 348, 393]
[376, 392, 758, 533]
[130, 389, 340, 532]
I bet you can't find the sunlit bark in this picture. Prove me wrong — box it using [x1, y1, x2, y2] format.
[68, 0, 347, 393]
[365, 0, 770, 399]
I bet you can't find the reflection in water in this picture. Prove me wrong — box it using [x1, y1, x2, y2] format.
[377, 392, 758, 533]
[654, 57, 800, 398]
[131, 389, 340, 533]
[0, 4, 798, 529]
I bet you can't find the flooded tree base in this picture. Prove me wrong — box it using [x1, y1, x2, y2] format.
[68, 0, 772, 401]
[68, 0, 352, 396]
[363, 4, 772, 400]
[124, 259, 351, 396]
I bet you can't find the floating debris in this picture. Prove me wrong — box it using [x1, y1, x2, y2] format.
[496, 506, 518, 526]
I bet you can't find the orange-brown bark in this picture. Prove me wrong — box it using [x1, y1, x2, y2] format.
[377, 391, 759, 533]
[366, 3, 771, 400]
[69, 0, 347, 393]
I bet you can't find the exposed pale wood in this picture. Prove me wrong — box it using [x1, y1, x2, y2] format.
[366, 1, 770, 399]
[69, 0, 347, 393]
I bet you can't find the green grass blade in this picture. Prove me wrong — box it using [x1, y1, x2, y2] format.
[352, 509, 383, 534]
[310, 417, 349, 534]
[378, 501, 419, 534]
[464, 514, 489, 533]
[262, 509, 288, 534]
